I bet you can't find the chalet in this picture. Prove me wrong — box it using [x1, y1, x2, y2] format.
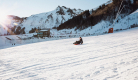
[37, 29, 50, 37]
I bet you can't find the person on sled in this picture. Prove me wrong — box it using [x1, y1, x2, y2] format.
[73, 37, 83, 44]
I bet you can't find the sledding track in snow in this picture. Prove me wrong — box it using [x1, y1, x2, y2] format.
[0, 28, 138, 80]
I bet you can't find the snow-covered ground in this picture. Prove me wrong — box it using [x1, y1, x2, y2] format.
[0, 27, 138, 80]
[0, 33, 38, 49]
[0, 32, 83, 49]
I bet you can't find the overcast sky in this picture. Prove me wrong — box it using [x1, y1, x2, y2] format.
[0, 0, 110, 17]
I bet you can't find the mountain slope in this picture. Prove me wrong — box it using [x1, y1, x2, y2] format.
[73, 8, 138, 35]
[0, 27, 138, 80]
[1, 0, 138, 36]
[22, 6, 83, 33]
[57, 0, 138, 30]
[0, 6, 83, 35]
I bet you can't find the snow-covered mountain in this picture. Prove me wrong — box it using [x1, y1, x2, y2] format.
[74, 9, 138, 35]
[22, 6, 83, 33]
[1, 0, 138, 36]
[0, 6, 83, 35]
[4, 6, 83, 34]
[1, 10, 138, 48]
[57, 0, 138, 34]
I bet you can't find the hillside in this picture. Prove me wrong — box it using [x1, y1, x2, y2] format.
[0, 6, 83, 35]
[1, 0, 138, 37]
[57, 0, 138, 31]
[77, 8, 138, 35]
[1, 8, 138, 47]
[0, 27, 138, 80]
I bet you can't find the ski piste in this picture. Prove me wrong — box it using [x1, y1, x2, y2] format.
[1, 27, 138, 80]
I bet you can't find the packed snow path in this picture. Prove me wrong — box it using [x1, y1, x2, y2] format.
[0, 28, 138, 80]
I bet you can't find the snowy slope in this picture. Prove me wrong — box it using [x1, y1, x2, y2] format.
[0, 24, 7, 35]
[0, 27, 138, 80]
[0, 33, 37, 48]
[65, 9, 138, 36]
[19, 6, 83, 33]
[0, 1, 137, 36]
[0, 6, 83, 35]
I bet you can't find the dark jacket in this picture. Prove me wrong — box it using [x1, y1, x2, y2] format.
[79, 38, 83, 43]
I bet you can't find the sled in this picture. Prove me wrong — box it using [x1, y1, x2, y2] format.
[73, 43, 83, 45]
[73, 41, 83, 45]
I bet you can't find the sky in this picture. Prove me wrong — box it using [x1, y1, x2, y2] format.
[0, 0, 110, 17]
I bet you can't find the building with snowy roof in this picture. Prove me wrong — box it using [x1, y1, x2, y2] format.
[37, 29, 50, 38]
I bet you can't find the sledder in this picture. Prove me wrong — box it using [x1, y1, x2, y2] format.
[73, 37, 83, 45]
